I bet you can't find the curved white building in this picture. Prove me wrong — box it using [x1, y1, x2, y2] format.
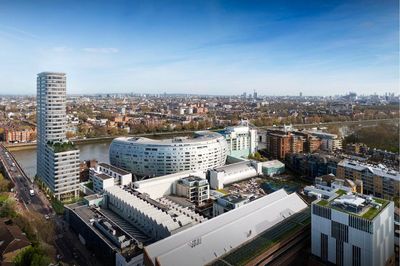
[109, 131, 228, 177]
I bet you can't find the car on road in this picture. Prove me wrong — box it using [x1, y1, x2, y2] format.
[44, 214, 50, 220]
[29, 189, 35, 196]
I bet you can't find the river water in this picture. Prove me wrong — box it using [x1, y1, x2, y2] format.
[11, 121, 395, 179]
[12, 142, 112, 179]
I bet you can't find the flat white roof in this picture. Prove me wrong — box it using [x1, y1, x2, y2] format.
[261, 160, 285, 168]
[144, 189, 308, 266]
[213, 161, 254, 174]
[112, 131, 224, 145]
[334, 195, 365, 207]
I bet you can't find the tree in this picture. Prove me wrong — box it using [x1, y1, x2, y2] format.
[13, 246, 51, 266]
[0, 173, 12, 192]
[66, 131, 75, 139]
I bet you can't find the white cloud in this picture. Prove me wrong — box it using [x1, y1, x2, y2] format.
[82, 47, 119, 53]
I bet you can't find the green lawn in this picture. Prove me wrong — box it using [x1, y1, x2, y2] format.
[362, 207, 379, 220]
[317, 200, 329, 206]
[374, 198, 388, 205]
[336, 189, 347, 196]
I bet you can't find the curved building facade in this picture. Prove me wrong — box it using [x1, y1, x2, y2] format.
[109, 131, 228, 177]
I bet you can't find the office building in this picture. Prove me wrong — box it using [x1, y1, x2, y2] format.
[36, 72, 80, 200]
[144, 189, 308, 266]
[109, 131, 228, 177]
[219, 124, 258, 158]
[311, 192, 394, 266]
[176, 176, 209, 206]
[89, 163, 132, 193]
[336, 159, 400, 200]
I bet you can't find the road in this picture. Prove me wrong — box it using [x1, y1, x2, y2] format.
[0, 143, 98, 265]
[0, 143, 50, 214]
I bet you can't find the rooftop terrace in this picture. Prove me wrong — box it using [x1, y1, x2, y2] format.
[47, 140, 77, 153]
[315, 190, 390, 220]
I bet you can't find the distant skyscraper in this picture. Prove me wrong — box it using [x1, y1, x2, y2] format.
[299, 92, 303, 97]
[253, 90, 258, 99]
[37, 72, 80, 200]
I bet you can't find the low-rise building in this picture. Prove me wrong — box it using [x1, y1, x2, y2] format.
[64, 202, 145, 266]
[3, 127, 36, 143]
[307, 131, 342, 151]
[209, 160, 262, 190]
[0, 218, 31, 263]
[89, 163, 132, 193]
[261, 160, 285, 176]
[133, 170, 206, 199]
[176, 176, 209, 206]
[336, 159, 400, 200]
[285, 153, 340, 180]
[213, 194, 250, 217]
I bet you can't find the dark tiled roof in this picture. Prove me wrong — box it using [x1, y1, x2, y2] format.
[0, 219, 31, 257]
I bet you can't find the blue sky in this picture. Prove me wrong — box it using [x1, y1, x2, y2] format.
[0, 0, 398, 95]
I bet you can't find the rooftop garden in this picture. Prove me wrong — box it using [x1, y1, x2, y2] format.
[317, 199, 329, 206]
[336, 189, 348, 196]
[47, 140, 77, 153]
[84, 181, 93, 190]
[317, 192, 390, 220]
[361, 207, 380, 220]
[361, 198, 390, 220]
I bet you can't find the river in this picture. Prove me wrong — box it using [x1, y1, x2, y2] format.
[12, 142, 112, 179]
[11, 120, 396, 179]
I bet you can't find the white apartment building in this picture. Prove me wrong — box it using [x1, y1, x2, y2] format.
[109, 131, 228, 177]
[311, 192, 394, 266]
[89, 163, 132, 193]
[176, 176, 209, 206]
[36, 72, 80, 200]
[219, 124, 258, 158]
[308, 131, 342, 151]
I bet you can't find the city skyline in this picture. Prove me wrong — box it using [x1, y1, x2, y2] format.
[0, 0, 398, 95]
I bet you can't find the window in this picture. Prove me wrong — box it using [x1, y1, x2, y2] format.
[331, 221, 348, 242]
[352, 245, 361, 266]
[336, 240, 343, 266]
[320, 233, 328, 261]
